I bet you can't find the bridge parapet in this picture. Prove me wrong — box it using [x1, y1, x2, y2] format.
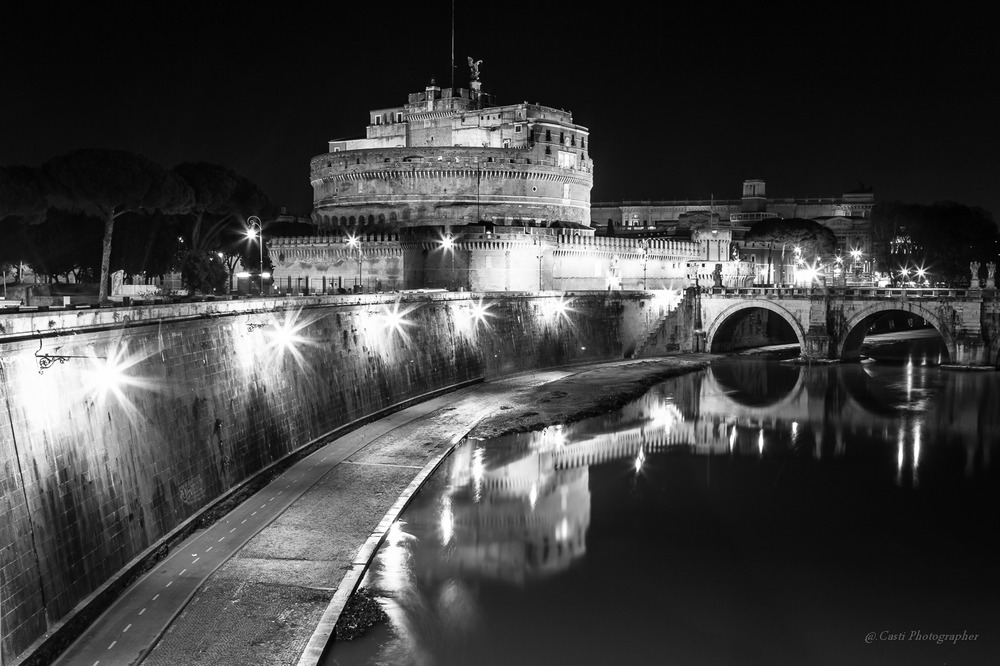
[698, 287, 1000, 366]
[708, 286, 997, 301]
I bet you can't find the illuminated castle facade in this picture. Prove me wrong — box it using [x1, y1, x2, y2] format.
[271, 62, 732, 293]
[309, 66, 594, 231]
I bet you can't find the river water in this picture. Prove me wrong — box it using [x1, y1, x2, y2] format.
[327, 344, 999, 665]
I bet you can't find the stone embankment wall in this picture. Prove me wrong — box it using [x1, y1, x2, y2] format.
[0, 291, 682, 663]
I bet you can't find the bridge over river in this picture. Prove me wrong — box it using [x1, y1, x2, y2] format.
[695, 286, 1000, 366]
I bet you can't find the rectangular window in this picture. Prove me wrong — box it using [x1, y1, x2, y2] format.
[557, 151, 578, 169]
[514, 124, 523, 133]
[396, 112, 403, 122]
[375, 116, 382, 125]
[503, 138, 512, 148]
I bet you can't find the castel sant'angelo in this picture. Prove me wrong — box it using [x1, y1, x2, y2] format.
[268, 60, 871, 294]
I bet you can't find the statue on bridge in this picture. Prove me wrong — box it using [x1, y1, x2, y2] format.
[987, 262, 996, 289]
[970, 261, 981, 289]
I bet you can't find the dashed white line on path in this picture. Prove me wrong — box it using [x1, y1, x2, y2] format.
[107, 641, 116, 650]
[139, 608, 145, 615]
[123, 624, 131, 633]
[179, 569, 187, 576]
[152, 594, 159, 601]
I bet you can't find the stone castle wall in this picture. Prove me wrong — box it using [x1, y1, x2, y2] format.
[268, 229, 706, 294]
[0, 292, 675, 662]
[310, 147, 593, 229]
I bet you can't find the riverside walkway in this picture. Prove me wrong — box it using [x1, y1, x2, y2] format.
[50, 356, 712, 666]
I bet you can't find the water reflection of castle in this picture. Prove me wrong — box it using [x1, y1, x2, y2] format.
[393, 359, 998, 588]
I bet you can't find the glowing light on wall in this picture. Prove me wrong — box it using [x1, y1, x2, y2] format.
[452, 298, 492, 335]
[529, 484, 538, 511]
[758, 428, 764, 456]
[634, 447, 646, 473]
[540, 296, 573, 322]
[264, 308, 318, 370]
[82, 341, 145, 404]
[651, 288, 682, 312]
[729, 424, 737, 452]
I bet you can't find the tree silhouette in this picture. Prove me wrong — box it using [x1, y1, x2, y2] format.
[42, 149, 193, 301]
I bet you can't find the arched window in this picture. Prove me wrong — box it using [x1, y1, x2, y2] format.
[349, 216, 356, 225]
[368, 214, 375, 225]
[340, 216, 348, 226]
[378, 214, 386, 224]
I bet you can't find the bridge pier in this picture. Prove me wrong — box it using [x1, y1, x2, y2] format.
[953, 332, 989, 366]
[802, 327, 833, 361]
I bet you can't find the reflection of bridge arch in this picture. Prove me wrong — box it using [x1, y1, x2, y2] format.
[705, 301, 806, 353]
[837, 302, 955, 362]
[709, 359, 803, 409]
[700, 365, 806, 419]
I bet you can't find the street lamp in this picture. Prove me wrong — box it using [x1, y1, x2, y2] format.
[534, 238, 544, 291]
[345, 234, 363, 292]
[246, 216, 269, 295]
[850, 248, 863, 280]
[440, 232, 455, 290]
[640, 239, 648, 290]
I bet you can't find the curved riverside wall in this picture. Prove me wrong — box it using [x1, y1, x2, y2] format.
[0, 291, 668, 662]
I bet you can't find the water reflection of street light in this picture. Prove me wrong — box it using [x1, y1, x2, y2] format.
[246, 216, 268, 295]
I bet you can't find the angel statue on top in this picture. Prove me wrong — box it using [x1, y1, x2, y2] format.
[468, 57, 483, 81]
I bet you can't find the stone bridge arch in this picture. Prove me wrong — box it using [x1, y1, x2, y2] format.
[705, 300, 807, 354]
[837, 302, 957, 362]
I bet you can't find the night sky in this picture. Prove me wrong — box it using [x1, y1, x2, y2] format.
[2, 1, 997, 218]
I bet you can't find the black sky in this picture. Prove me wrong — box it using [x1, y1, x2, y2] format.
[2, 1, 997, 218]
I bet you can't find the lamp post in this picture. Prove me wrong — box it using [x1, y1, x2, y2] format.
[345, 235, 363, 292]
[640, 239, 648, 290]
[439, 232, 456, 290]
[534, 238, 544, 291]
[246, 216, 267, 296]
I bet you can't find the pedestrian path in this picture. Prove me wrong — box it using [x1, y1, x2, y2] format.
[53, 369, 576, 666]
